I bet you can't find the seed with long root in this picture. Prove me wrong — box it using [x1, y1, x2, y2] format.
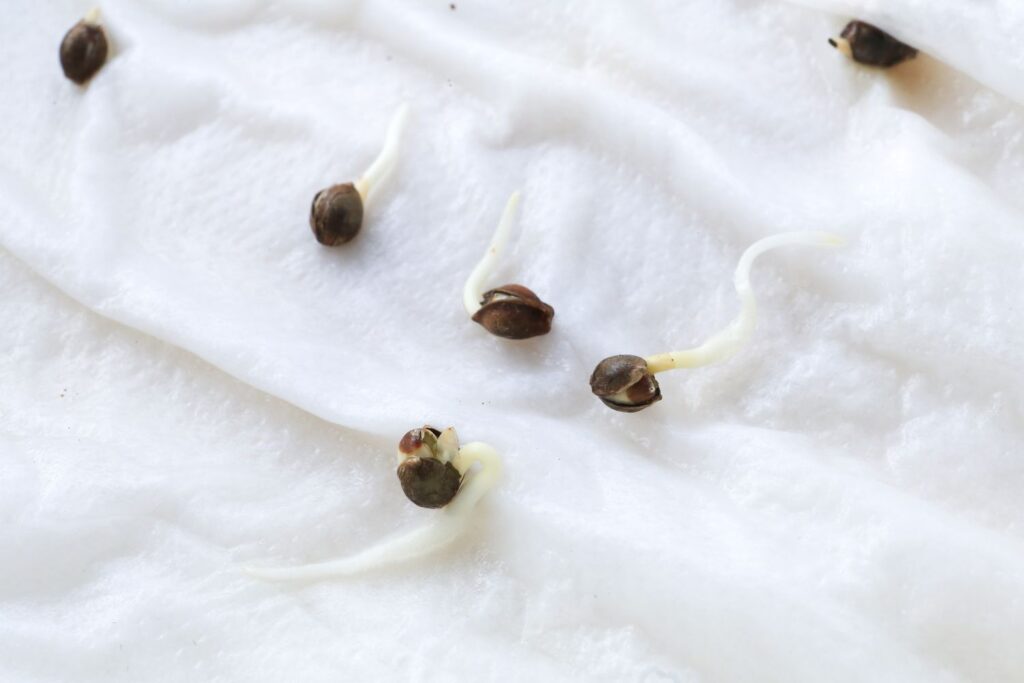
[590, 231, 844, 413]
[310, 103, 409, 246]
[244, 426, 501, 582]
[463, 191, 554, 339]
[829, 20, 917, 68]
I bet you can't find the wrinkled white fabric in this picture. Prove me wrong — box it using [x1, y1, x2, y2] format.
[2, 1, 1023, 681]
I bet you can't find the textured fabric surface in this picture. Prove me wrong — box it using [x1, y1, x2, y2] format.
[2, 1, 1023, 681]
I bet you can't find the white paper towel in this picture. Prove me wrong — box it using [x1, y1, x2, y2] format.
[1, 1, 1022, 680]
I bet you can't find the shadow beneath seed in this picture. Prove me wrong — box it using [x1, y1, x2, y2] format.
[885, 53, 1001, 136]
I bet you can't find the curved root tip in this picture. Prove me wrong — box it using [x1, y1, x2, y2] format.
[84, 7, 102, 24]
[646, 230, 844, 372]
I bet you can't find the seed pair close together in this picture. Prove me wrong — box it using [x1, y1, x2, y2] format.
[307, 106, 556, 342]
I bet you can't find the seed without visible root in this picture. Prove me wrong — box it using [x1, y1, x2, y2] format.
[472, 284, 554, 340]
[829, 20, 917, 68]
[60, 14, 109, 85]
[310, 183, 364, 245]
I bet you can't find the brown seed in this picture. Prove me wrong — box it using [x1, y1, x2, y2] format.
[397, 456, 463, 509]
[830, 20, 917, 68]
[60, 19, 109, 85]
[309, 183, 364, 246]
[396, 426, 462, 508]
[471, 284, 554, 340]
[589, 354, 662, 413]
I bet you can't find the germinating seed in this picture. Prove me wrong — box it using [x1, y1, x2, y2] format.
[590, 232, 844, 413]
[308, 103, 409, 247]
[464, 191, 555, 340]
[244, 425, 502, 582]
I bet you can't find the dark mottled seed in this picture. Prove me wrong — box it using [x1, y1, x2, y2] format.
[589, 354, 662, 413]
[310, 183, 364, 246]
[830, 20, 917, 68]
[471, 284, 554, 340]
[60, 20, 109, 85]
[397, 426, 462, 508]
[397, 457, 463, 509]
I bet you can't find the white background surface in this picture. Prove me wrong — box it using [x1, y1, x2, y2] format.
[2, 1, 1023, 680]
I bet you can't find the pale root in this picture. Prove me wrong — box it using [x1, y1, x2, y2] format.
[644, 231, 844, 374]
[245, 441, 501, 582]
[354, 103, 410, 202]
[463, 191, 522, 315]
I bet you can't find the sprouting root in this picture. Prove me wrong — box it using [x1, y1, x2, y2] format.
[353, 102, 410, 203]
[244, 441, 501, 582]
[463, 191, 522, 315]
[644, 231, 844, 373]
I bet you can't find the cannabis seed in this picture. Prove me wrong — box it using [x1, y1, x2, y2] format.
[471, 284, 554, 340]
[398, 426, 442, 457]
[60, 15, 109, 85]
[589, 355, 662, 413]
[397, 457, 462, 509]
[829, 20, 917, 68]
[310, 183, 364, 246]
[397, 427, 462, 509]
